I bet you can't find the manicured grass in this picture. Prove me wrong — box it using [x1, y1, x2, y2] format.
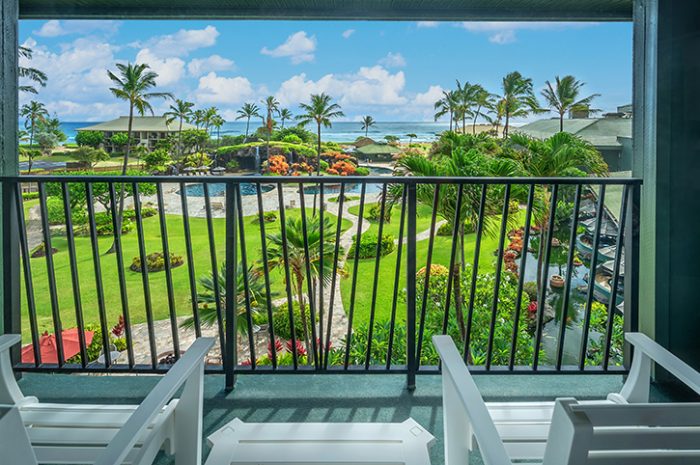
[20, 208, 350, 339]
[347, 202, 437, 238]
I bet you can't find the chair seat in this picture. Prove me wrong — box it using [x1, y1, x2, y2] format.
[19, 401, 177, 464]
[205, 418, 435, 465]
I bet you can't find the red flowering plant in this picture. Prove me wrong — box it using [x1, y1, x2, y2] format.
[286, 339, 307, 357]
[268, 155, 289, 175]
[330, 160, 356, 176]
[267, 338, 284, 358]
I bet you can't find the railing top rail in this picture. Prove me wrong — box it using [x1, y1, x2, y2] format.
[3, 175, 643, 185]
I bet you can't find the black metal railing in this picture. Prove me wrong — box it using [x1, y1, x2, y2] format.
[1, 175, 641, 389]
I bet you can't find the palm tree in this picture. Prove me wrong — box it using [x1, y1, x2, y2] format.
[455, 80, 478, 133]
[20, 100, 48, 150]
[236, 103, 261, 138]
[296, 93, 345, 176]
[267, 215, 342, 363]
[179, 262, 268, 335]
[18, 46, 47, 94]
[107, 62, 171, 252]
[434, 90, 459, 132]
[471, 85, 495, 135]
[192, 109, 206, 130]
[508, 132, 608, 292]
[164, 99, 194, 157]
[396, 147, 521, 340]
[279, 108, 293, 129]
[406, 133, 417, 145]
[262, 96, 280, 162]
[541, 75, 600, 132]
[499, 71, 543, 138]
[360, 115, 375, 137]
[202, 107, 220, 135]
[211, 114, 225, 147]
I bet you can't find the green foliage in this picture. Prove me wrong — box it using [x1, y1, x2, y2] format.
[22, 191, 39, 200]
[271, 302, 318, 341]
[130, 252, 184, 273]
[34, 131, 59, 154]
[584, 302, 625, 367]
[72, 146, 110, 167]
[523, 281, 538, 301]
[75, 130, 104, 148]
[219, 135, 247, 146]
[272, 126, 316, 144]
[226, 159, 240, 171]
[45, 196, 87, 225]
[437, 222, 453, 236]
[322, 141, 342, 152]
[349, 234, 395, 259]
[110, 132, 129, 147]
[142, 148, 172, 170]
[281, 134, 303, 144]
[367, 203, 392, 223]
[182, 152, 212, 168]
[354, 166, 370, 176]
[319, 160, 329, 171]
[180, 129, 210, 152]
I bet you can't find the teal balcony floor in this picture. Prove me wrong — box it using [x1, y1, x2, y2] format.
[18, 373, 682, 464]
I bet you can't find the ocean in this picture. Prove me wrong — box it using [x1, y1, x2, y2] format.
[59, 121, 450, 145]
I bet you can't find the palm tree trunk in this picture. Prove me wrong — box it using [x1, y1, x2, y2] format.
[313, 122, 321, 215]
[295, 275, 312, 365]
[504, 113, 510, 138]
[245, 117, 250, 138]
[448, 111, 453, 132]
[178, 118, 183, 157]
[107, 103, 134, 254]
[559, 112, 564, 132]
[472, 107, 480, 135]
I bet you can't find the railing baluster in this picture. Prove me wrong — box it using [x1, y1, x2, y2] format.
[156, 183, 180, 360]
[61, 183, 87, 367]
[624, 184, 641, 369]
[38, 182, 64, 366]
[579, 185, 607, 370]
[318, 186, 325, 368]
[509, 184, 535, 370]
[344, 183, 367, 370]
[203, 183, 226, 366]
[416, 184, 440, 366]
[326, 184, 346, 369]
[108, 183, 134, 367]
[130, 182, 155, 368]
[442, 185, 464, 337]
[256, 182, 277, 369]
[298, 185, 319, 368]
[179, 182, 201, 338]
[277, 183, 298, 368]
[406, 183, 417, 390]
[225, 182, 237, 390]
[366, 183, 389, 369]
[603, 185, 630, 370]
[463, 185, 487, 362]
[555, 185, 582, 370]
[386, 186, 407, 370]
[533, 183, 559, 369]
[235, 183, 256, 369]
[85, 182, 111, 367]
[486, 184, 511, 369]
[15, 185, 41, 366]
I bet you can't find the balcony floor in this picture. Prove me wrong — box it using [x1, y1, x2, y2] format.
[18, 373, 684, 464]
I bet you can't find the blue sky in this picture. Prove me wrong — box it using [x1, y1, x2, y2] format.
[19, 20, 632, 123]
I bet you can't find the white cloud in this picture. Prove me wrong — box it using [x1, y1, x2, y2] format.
[188, 55, 235, 77]
[261, 31, 316, 64]
[416, 21, 439, 28]
[459, 21, 596, 44]
[414, 85, 444, 107]
[275, 65, 406, 109]
[34, 20, 121, 38]
[194, 72, 255, 105]
[44, 100, 125, 121]
[378, 52, 406, 68]
[135, 49, 185, 86]
[136, 26, 219, 57]
[342, 29, 355, 39]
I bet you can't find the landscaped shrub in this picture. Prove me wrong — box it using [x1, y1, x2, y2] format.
[271, 302, 317, 341]
[182, 152, 212, 168]
[523, 281, 538, 301]
[45, 197, 88, 225]
[354, 166, 370, 176]
[267, 155, 289, 175]
[141, 148, 172, 171]
[319, 159, 329, 171]
[264, 212, 277, 223]
[330, 160, 356, 176]
[91, 212, 134, 236]
[22, 191, 39, 200]
[130, 252, 184, 272]
[437, 222, 453, 236]
[281, 134, 303, 144]
[348, 234, 395, 259]
[226, 159, 240, 172]
[367, 203, 392, 223]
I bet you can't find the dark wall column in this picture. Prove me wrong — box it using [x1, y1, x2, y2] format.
[1, 0, 19, 335]
[634, 0, 700, 370]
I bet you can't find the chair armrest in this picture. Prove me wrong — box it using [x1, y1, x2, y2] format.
[433, 335, 512, 465]
[94, 337, 215, 465]
[0, 335, 21, 355]
[619, 332, 700, 402]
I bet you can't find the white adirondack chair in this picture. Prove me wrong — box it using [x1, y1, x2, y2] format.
[434, 333, 700, 465]
[0, 334, 215, 465]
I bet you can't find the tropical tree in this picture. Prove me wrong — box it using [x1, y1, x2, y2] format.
[471, 85, 495, 134]
[297, 93, 345, 175]
[34, 116, 66, 155]
[236, 103, 261, 138]
[192, 109, 206, 129]
[498, 71, 543, 138]
[267, 215, 342, 363]
[211, 114, 225, 147]
[279, 108, 293, 129]
[396, 144, 521, 340]
[434, 90, 459, 132]
[164, 99, 194, 157]
[541, 75, 600, 132]
[18, 46, 47, 94]
[20, 100, 48, 149]
[406, 133, 417, 145]
[202, 107, 220, 135]
[360, 115, 375, 137]
[179, 262, 268, 335]
[455, 80, 480, 133]
[262, 96, 280, 163]
[107, 62, 171, 252]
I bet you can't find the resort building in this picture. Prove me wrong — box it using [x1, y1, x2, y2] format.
[78, 116, 195, 153]
[516, 113, 632, 172]
[354, 142, 402, 162]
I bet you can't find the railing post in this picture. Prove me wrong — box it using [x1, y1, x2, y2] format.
[624, 183, 641, 370]
[406, 183, 417, 391]
[2, 181, 20, 341]
[225, 182, 237, 391]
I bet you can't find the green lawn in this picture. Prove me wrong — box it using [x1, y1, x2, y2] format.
[347, 202, 438, 238]
[20, 208, 350, 339]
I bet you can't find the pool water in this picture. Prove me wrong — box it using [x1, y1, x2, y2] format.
[179, 182, 275, 197]
[302, 166, 393, 195]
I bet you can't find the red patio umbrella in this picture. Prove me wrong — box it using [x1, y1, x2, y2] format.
[21, 328, 94, 364]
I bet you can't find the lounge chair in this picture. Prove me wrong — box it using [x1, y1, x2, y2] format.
[0, 334, 214, 465]
[434, 333, 700, 465]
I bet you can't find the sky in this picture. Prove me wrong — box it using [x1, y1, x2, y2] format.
[18, 20, 633, 123]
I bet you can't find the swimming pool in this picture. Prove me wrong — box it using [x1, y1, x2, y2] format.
[301, 166, 393, 195]
[179, 182, 275, 197]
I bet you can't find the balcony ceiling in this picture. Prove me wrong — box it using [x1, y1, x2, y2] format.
[18, 0, 632, 21]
